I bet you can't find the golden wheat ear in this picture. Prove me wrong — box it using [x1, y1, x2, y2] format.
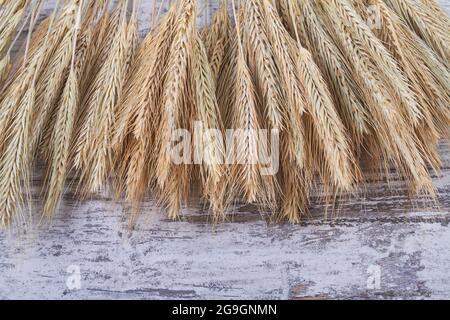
[336, 0, 421, 127]
[216, 19, 238, 131]
[0, 85, 35, 227]
[77, 2, 138, 196]
[156, 0, 197, 220]
[114, 3, 178, 209]
[71, 2, 124, 189]
[224, 0, 277, 210]
[0, 1, 55, 227]
[203, 1, 230, 80]
[43, 69, 78, 218]
[267, 0, 355, 191]
[42, 0, 83, 219]
[244, 0, 285, 131]
[32, 1, 84, 160]
[37, 15, 95, 162]
[192, 31, 226, 221]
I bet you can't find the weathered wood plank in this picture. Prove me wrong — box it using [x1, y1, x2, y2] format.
[0, 0, 449, 300]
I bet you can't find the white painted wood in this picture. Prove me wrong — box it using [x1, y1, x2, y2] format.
[0, 0, 449, 300]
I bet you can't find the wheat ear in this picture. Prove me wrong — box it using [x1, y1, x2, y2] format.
[0, 1, 52, 226]
[258, 0, 308, 170]
[205, 3, 230, 81]
[216, 21, 238, 130]
[157, 0, 197, 219]
[72, 2, 123, 173]
[156, 0, 195, 188]
[78, 3, 135, 195]
[43, 0, 82, 218]
[192, 31, 226, 220]
[32, 5, 80, 158]
[0, 86, 34, 226]
[244, 0, 285, 130]
[114, 3, 177, 206]
[333, 0, 421, 127]
[37, 13, 95, 160]
[226, 0, 277, 208]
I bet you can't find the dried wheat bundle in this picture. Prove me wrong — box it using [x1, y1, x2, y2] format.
[280, 0, 369, 150]
[0, 0, 58, 226]
[353, 0, 450, 169]
[42, 1, 119, 218]
[312, 0, 436, 197]
[0, 0, 449, 227]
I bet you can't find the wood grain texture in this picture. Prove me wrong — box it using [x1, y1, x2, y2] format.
[0, 0, 449, 300]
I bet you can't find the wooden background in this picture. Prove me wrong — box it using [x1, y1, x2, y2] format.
[0, 0, 449, 300]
